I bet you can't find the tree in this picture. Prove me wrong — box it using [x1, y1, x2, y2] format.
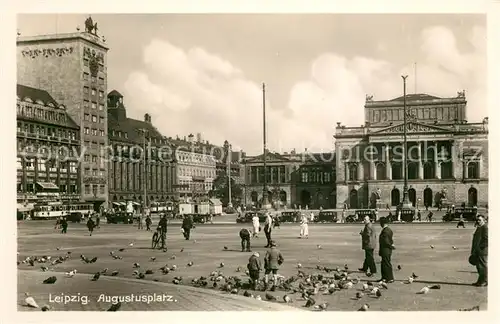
[210, 173, 243, 206]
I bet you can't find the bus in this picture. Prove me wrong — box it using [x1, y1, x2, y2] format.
[150, 201, 174, 214]
[32, 202, 93, 220]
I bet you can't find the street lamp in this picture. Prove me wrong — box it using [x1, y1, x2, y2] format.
[401, 75, 413, 210]
[261, 83, 271, 209]
[227, 144, 233, 208]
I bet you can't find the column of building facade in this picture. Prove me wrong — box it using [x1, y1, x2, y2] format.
[450, 140, 456, 177]
[357, 161, 364, 181]
[434, 143, 441, 179]
[369, 147, 376, 180]
[417, 142, 423, 179]
[384, 144, 391, 180]
[463, 160, 468, 179]
[344, 161, 349, 182]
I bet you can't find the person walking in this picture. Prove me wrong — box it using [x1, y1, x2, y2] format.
[145, 215, 152, 231]
[378, 217, 395, 283]
[264, 241, 284, 289]
[252, 213, 260, 238]
[181, 214, 194, 240]
[358, 215, 377, 276]
[263, 212, 273, 248]
[299, 213, 309, 238]
[239, 228, 252, 252]
[95, 214, 100, 228]
[60, 217, 68, 234]
[247, 252, 262, 290]
[87, 217, 95, 236]
[470, 215, 488, 287]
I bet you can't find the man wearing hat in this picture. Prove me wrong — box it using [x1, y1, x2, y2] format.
[239, 228, 252, 252]
[378, 217, 395, 283]
[263, 212, 274, 248]
[470, 214, 488, 287]
[359, 214, 377, 276]
[264, 241, 284, 289]
[247, 252, 262, 290]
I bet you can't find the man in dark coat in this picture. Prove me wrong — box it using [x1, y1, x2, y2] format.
[239, 228, 251, 252]
[145, 215, 152, 231]
[263, 213, 273, 247]
[247, 252, 262, 290]
[358, 215, 377, 275]
[378, 217, 395, 283]
[264, 241, 284, 289]
[87, 217, 95, 236]
[181, 215, 194, 240]
[470, 215, 488, 286]
[60, 217, 68, 234]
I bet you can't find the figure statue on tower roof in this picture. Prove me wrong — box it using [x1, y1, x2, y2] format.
[84, 15, 99, 36]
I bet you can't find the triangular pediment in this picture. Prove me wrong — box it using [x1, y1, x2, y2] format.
[371, 122, 452, 135]
[245, 152, 290, 163]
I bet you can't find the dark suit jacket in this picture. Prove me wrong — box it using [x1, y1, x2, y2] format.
[361, 223, 377, 250]
[471, 224, 488, 256]
[379, 226, 394, 256]
[247, 255, 262, 271]
[264, 247, 284, 270]
[182, 216, 193, 229]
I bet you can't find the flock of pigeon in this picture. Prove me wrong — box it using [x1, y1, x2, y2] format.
[18, 240, 483, 312]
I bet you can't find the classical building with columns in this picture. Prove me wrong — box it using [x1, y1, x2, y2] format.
[334, 92, 488, 209]
[242, 151, 336, 209]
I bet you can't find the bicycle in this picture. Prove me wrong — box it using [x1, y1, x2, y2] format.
[151, 228, 166, 249]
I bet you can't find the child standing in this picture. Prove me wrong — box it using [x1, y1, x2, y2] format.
[247, 252, 262, 290]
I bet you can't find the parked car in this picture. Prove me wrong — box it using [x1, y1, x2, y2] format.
[317, 211, 338, 223]
[106, 212, 133, 224]
[280, 211, 300, 223]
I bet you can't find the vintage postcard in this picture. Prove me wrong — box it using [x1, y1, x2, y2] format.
[4, 1, 498, 323]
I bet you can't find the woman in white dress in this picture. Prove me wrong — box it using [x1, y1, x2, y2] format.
[299, 213, 309, 238]
[252, 214, 260, 238]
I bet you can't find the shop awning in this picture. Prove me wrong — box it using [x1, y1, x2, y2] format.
[119, 202, 126, 206]
[112, 202, 121, 206]
[17, 203, 34, 212]
[131, 202, 141, 206]
[36, 182, 59, 190]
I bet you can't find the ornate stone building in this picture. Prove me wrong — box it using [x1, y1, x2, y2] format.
[335, 92, 488, 209]
[242, 151, 336, 209]
[16, 84, 81, 205]
[17, 20, 110, 210]
[107, 90, 176, 206]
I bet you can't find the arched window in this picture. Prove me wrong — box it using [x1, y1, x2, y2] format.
[376, 163, 386, 180]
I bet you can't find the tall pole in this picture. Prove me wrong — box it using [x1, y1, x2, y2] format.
[262, 83, 270, 209]
[227, 144, 232, 208]
[401, 75, 411, 208]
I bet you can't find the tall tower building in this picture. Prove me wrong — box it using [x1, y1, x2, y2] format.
[17, 16, 110, 210]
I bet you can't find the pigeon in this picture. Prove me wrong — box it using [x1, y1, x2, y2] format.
[180, 248, 184, 252]
[344, 264, 349, 271]
[137, 273, 145, 279]
[101, 268, 108, 274]
[91, 272, 101, 281]
[118, 248, 125, 252]
[187, 261, 194, 267]
[109, 251, 115, 256]
[411, 272, 418, 279]
[171, 265, 177, 270]
[314, 302, 328, 311]
[41, 305, 50, 311]
[265, 293, 276, 301]
[224, 246, 228, 250]
[133, 263, 140, 268]
[43, 276, 57, 284]
[397, 265, 402, 270]
[41, 266, 49, 272]
[452, 246, 458, 250]
[56, 247, 61, 250]
[129, 243, 134, 246]
[317, 245, 322, 249]
[111, 270, 119, 276]
[107, 302, 122, 311]
[24, 293, 39, 308]
[358, 303, 370, 311]
[406, 276, 414, 284]
[430, 245, 434, 249]
[173, 279, 180, 285]
[243, 290, 252, 297]
[283, 295, 292, 303]
[375, 289, 382, 298]
[304, 297, 316, 307]
[29, 259, 34, 266]
[145, 269, 154, 275]
[417, 286, 430, 294]
[255, 295, 262, 301]
[356, 292, 364, 299]
[362, 283, 369, 290]
[65, 270, 77, 277]
[150, 257, 156, 261]
[170, 255, 176, 260]
[230, 288, 239, 294]
[132, 270, 139, 276]
[429, 284, 441, 290]
[297, 263, 302, 268]
[219, 262, 225, 268]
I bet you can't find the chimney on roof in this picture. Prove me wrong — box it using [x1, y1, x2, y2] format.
[196, 133, 202, 143]
[144, 113, 152, 124]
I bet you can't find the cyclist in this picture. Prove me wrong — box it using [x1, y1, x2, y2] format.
[158, 213, 168, 249]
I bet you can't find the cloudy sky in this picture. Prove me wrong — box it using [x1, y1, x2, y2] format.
[18, 14, 486, 155]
